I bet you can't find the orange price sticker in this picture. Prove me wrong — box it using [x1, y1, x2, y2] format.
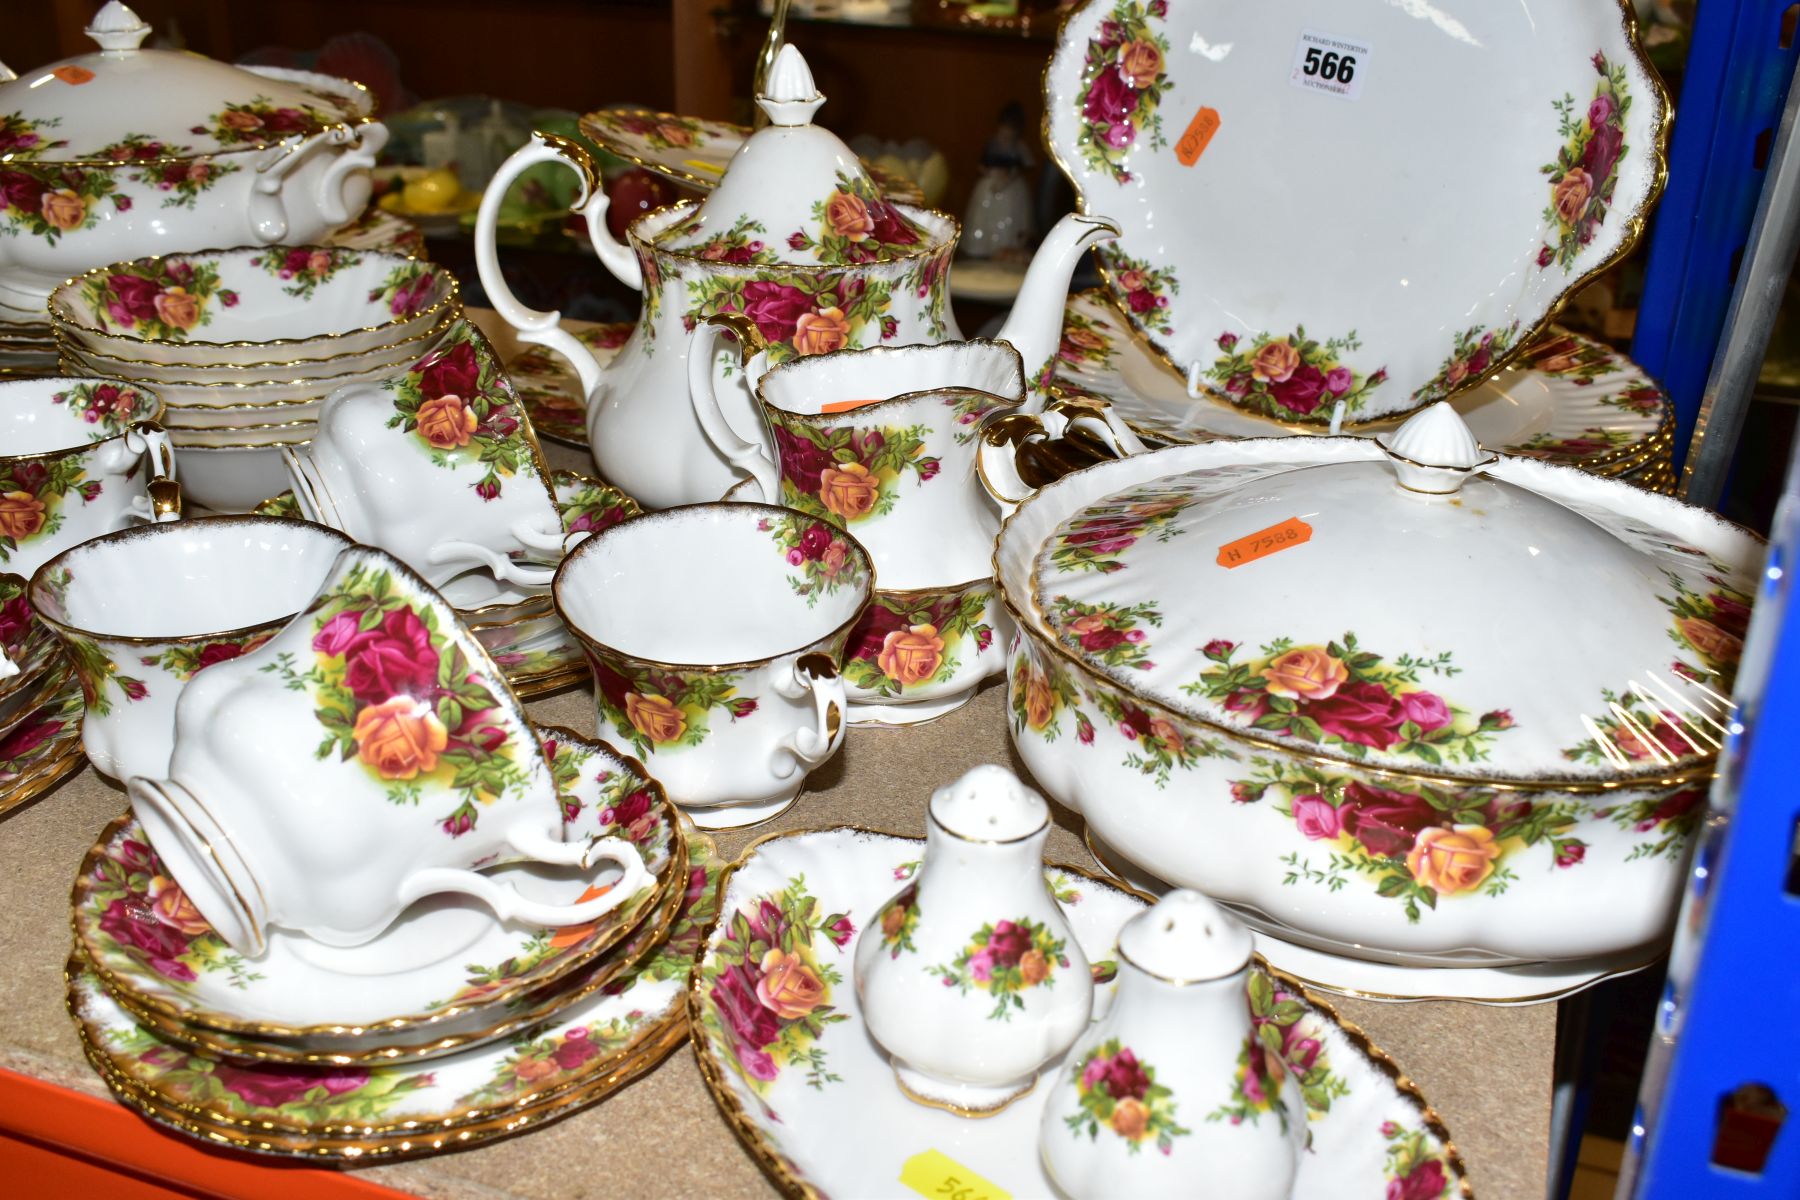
[52, 66, 96, 85]
[1216, 517, 1312, 569]
[819, 398, 883, 414]
[1175, 106, 1221, 166]
[547, 881, 614, 948]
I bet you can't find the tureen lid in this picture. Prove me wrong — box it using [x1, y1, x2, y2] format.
[0, 3, 368, 162]
[1027, 404, 1758, 783]
[649, 44, 934, 264]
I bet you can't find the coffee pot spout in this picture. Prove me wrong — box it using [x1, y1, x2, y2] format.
[997, 212, 1119, 386]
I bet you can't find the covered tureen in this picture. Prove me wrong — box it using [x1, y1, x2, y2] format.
[0, 2, 386, 311]
[994, 404, 1761, 969]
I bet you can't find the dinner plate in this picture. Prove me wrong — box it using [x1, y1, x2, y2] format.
[1049, 290, 1672, 474]
[1045, 0, 1669, 425]
[690, 827, 1469, 1199]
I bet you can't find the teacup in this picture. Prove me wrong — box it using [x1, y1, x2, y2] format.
[28, 517, 355, 782]
[0, 377, 180, 579]
[283, 320, 569, 589]
[553, 502, 873, 828]
[126, 544, 650, 955]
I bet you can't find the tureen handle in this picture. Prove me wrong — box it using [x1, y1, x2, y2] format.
[399, 828, 650, 928]
[769, 653, 846, 778]
[314, 121, 388, 226]
[474, 133, 637, 402]
[689, 316, 781, 503]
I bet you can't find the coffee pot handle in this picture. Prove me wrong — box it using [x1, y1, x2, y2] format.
[689, 316, 780, 502]
[474, 133, 637, 402]
[399, 829, 651, 928]
[769, 652, 846, 779]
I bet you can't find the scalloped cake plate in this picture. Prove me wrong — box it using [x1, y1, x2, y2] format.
[1045, 0, 1668, 426]
[689, 827, 1470, 1199]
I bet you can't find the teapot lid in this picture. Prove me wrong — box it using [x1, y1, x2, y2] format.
[1029, 403, 1758, 783]
[649, 44, 935, 265]
[0, 2, 370, 162]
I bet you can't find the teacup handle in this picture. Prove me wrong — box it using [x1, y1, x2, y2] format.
[121, 422, 182, 523]
[474, 133, 638, 406]
[689, 316, 779, 502]
[769, 653, 846, 780]
[398, 830, 651, 928]
[429, 539, 557, 588]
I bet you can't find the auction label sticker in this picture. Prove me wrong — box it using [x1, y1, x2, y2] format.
[899, 1150, 1011, 1200]
[1289, 30, 1370, 101]
[1216, 517, 1313, 569]
[1175, 106, 1222, 166]
[52, 66, 96, 85]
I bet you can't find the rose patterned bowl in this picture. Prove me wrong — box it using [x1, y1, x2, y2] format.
[51, 247, 456, 367]
[0, 4, 386, 311]
[57, 310, 453, 385]
[994, 405, 1763, 975]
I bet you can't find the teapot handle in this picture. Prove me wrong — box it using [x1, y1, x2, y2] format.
[474, 133, 638, 402]
[689, 315, 780, 502]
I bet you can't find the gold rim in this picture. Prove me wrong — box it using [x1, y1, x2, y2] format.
[49, 250, 459, 350]
[552, 500, 876, 675]
[70, 775, 687, 1039]
[55, 309, 456, 377]
[0, 380, 165, 465]
[1041, 0, 1671, 434]
[165, 435, 309, 450]
[687, 825, 1472, 1200]
[754, 337, 1025, 423]
[0, 734, 86, 819]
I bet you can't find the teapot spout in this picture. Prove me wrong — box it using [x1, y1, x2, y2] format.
[997, 213, 1119, 386]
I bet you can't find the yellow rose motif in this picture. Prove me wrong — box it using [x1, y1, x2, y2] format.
[1553, 168, 1593, 226]
[625, 692, 687, 744]
[824, 190, 875, 242]
[1259, 647, 1348, 701]
[0, 490, 47, 541]
[1110, 1097, 1151, 1140]
[416, 394, 479, 450]
[40, 188, 86, 231]
[1406, 825, 1502, 895]
[793, 307, 851, 357]
[819, 462, 880, 520]
[1677, 616, 1742, 664]
[655, 122, 695, 148]
[1119, 39, 1165, 88]
[878, 624, 946, 687]
[755, 947, 826, 1018]
[153, 286, 202, 330]
[1023, 671, 1055, 730]
[1251, 340, 1301, 383]
[146, 875, 210, 936]
[352, 696, 449, 780]
[1019, 948, 1050, 985]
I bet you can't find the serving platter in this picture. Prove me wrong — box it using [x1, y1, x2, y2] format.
[1044, 0, 1669, 425]
[690, 827, 1470, 1199]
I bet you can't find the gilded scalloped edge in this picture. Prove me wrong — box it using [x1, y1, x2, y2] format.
[685, 826, 1473, 1200]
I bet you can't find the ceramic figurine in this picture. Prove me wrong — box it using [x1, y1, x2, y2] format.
[1040, 890, 1306, 1200]
[855, 764, 1091, 1113]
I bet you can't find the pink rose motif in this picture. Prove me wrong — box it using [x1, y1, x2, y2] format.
[1105, 123, 1136, 150]
[712, 963, 781, 1051]
[1324, 366, 1353, 395]
[98, 898, 196, 981]
[1101, 1049, 1151, 1100]
[552, 1027, 601, 1071]
[106, 274, 162, 325]
[1582, 121, 1624, 189]
[1217, 331, 1239, 351]
[1291, 793, 1343, 841]
[1398, 691, 1450, 733]
[0, 170, 46, 216]
[986, 920, 1032, 967]
[1339, 781, 1440, 858]
[824, 914, 856, 947]
[338, 608, 440, 704]
[799, 523, 833, 561]
[1270, 364, 1328, 415]
[739, 280, 814, 345]
[1555, 841, 1587, 868]
[968, 947, 996, 983]
[419, 340, 481, 401]
[212, 1063, 366, 1109]
[1388, 1159, 1448, 1200]
[1307, 681, 1407, 750]
[1082, 65, 1136, 129]
[1081, 1055, 1110, 1090]
[1588, 95, 1614, 129]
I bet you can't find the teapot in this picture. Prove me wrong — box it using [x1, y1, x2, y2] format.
[474, 45, 1119, 511]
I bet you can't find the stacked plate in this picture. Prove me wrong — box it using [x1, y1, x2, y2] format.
[0, 301, 58, 376]
[0, 573, 85, 816]
[49, 246, 460, 511]
[68, 726, 721, 1160]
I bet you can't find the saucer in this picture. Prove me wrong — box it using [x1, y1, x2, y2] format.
[69, 826, 720, 1152]
[690, 827, 1469, 1199]
[1084, 829, 1657, 1006]
[0, 666, 85, 818]
[74, 727, 681, 1040]
[1049, 291, 1671, 474]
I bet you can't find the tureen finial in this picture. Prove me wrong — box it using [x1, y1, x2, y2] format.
[1376, 401, 1496, 494]
[757, 44, 825, 127]
[1118, 890, 1252, 983]
[86, 2, 152, 54]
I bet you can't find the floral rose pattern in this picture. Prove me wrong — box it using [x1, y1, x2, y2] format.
[1383, 1122, 1455, 1200]
[250, 245, 363, 300]
[95, 133, 239, 210]
[698, 874, 854, 1094]
[1188, 635, 1511, 767]
[0, 112, 66, 158]
[1413, 321, 1520, 405]
[1050, 596, 1160, 672]
[1046, 489, 1186, 574]
[1075, 0, 1175, 184]
[1517, 426, 1637, 461]
[662, 211, 777, 266]
[556, 471, 641, 538]
[1244, 967, 1350, 1119]
[586, 649, 756, 761]
[685, 269, 898, 367]
[1099, 251, 1178, 338]
[1664, 573, 1750, 689]
[770, 417, 937, 526]
[1205, 327, 1387, 421]
[761, 510, 868, 606]
[385, 322, 543, 501]
[260, 560, 529, 836]
[786, 170, 926, 266]
[586, 109, 712, 152]
[1057, 308, 1117, 374]
[368, 261, 442, 319]
[1208, 1031, 1290, 1131]
[1235, 757, 1593, 922]
[0, 161, 125, 242]
[57, 631, 148, 717]
[1009, 651, 1095, 747]
[1089, 685, 1229, 787]
[872, 883, 920, 958]
[191, 96, 341, 148]
[139, 633, 275, 682]
[52, 379, 153, 439]
[1065, 1038, 1190, 1153]
[1539, 53, 1632, 273]
[80, 830, 263, 993]
[78, 256, 237, 340]
[927, 916, 1071, 1021]
[843, 586, 993, 699]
